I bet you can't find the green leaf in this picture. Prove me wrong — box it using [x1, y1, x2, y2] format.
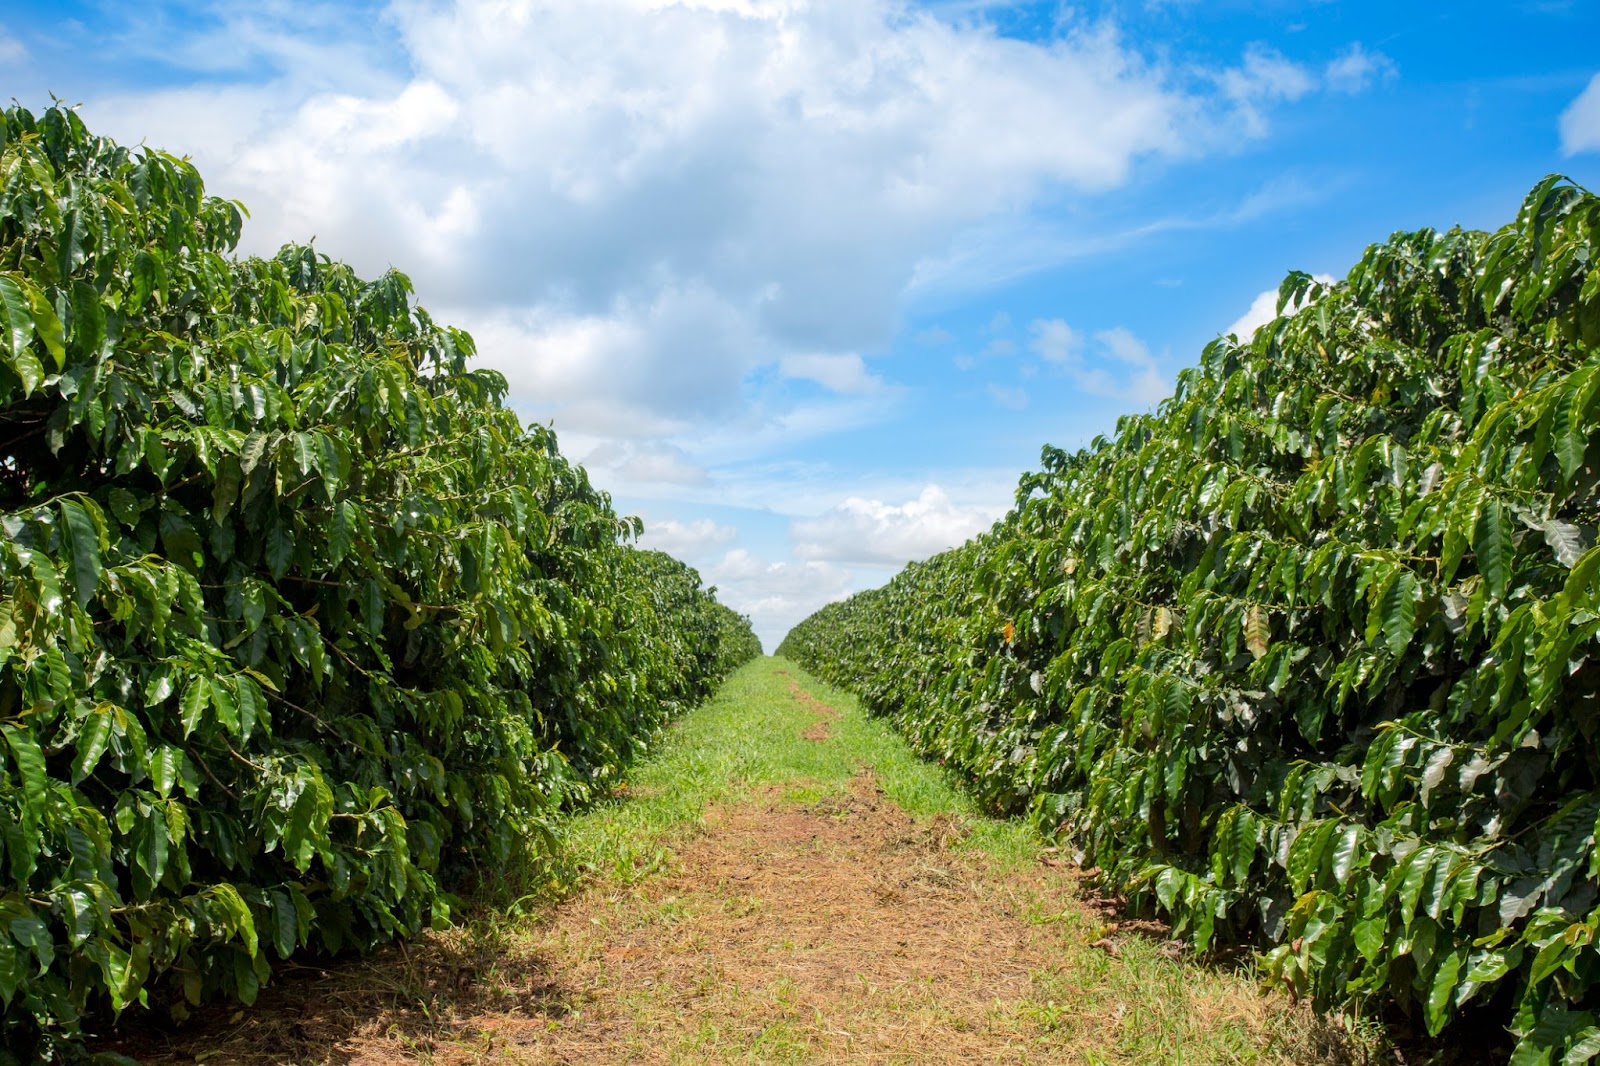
[69, 279, 105, 358]
[9, 915, 55, 975]
[1551, 374, 1591, 484]
[71, 703, 115, 784]
[234, 677, 263, 742]
[1426, 947, 1467, 1036]
[107, 487, 143, 528]
[144, 668, 175, 707]
[159, 507, 205, 570]
[1354, 913, 1386, 962]
[56, 208, 87, 276]
[329, 500, 356, 569]
[179, 678, 209, 738]
[1543, 519, 1589, 569]
[212, 456, 243, 522]
[59, 497, 105, 607]
[207, 883, 259, 958]
[131, 249, 164, 310]
[23, 280, 64, 370]
[131, 812, 169, 897]
[0, 274, 36, 363]
[266, 518, 294, 580]
[148, 746, 182, 799]
[211, 677, 239, 736]
[1330, 823, 1362, 885]
[239, 431, 270, 474]
[1379, 570, 1419, 656]
[3, 726, 47, 812]
[292, 431, 319, 478]
[0, 931, 26, 1004]
[1475, 500, 1512, 600]
[270, 889, 297, 959]
[1564, 1028, 1600, 1065]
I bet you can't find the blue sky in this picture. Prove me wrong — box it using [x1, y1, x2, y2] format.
[6, 1, 1600, 650]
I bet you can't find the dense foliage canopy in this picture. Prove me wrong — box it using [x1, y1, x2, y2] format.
[0, 105, 758, 1059]
[780, 177, 1600, 1062]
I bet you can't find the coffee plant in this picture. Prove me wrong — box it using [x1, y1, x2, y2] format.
[780, 177, 1600, 1062]
[0, 104, 758, 1059]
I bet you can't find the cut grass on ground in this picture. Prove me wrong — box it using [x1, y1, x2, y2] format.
[99, 657, 1376, 1065]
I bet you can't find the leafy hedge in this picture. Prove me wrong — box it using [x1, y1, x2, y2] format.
[779, 177, 1600, 1062]
[0, 104, 757, 1059]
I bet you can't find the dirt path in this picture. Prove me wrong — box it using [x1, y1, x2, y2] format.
[516, 774, 1096, 1063]
[99, 664, 1341, 1065]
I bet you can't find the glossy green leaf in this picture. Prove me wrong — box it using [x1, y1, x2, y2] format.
[71, 704, 115, 784]
[59, 498, 104, 607]
[0, 275, 34, 363]
[1475, 500, 1512, 601]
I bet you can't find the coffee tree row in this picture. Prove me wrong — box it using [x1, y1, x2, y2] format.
[780, 178, 1600, 1063]
[0, 105, 759, 1059]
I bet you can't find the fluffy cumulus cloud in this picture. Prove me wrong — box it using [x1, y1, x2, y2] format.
[1224, 273, 1339, 342]
[1324, 42, 1398, 94]
[1561, 73, 1600, 157]
[583, 441, 710, 486]
[1030, 319, 1170, 405]
[76, 0, 1367, 442]
[703, 549, 856, 651]
[792, 485, 1003, 567]
[779, 353, 884, 394]
[449, 285, 764, 436]
[636, 517, 738, 559]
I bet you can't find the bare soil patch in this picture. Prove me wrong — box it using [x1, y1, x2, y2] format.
[780, 671, 839, 742]
[98, 772, 1312, 1064]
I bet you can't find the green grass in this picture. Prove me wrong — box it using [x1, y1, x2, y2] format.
[549, 656, 1041, 891]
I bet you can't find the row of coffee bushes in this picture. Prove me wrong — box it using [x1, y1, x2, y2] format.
[0, 105, 757, 1058]
[780, 178, 1600, 1061]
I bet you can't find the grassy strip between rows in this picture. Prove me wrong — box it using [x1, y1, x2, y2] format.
[533, 656, 1376, 1064]
[553, 655, 1043, 888]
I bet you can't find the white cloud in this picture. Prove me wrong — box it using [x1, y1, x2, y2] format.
[637, 517, 737, 559]
[779, 353, 884, 394]
[1224, 273, 1338, 343]
[1324, 43, 1398, 94]
[792, 485, 1002, 567]
[80, 1, 1342, 442]
[1560, 73, 1600, 156]
[584, 442, 710, 486]
[446, 283, 764, 436]
[704, 549, 857, 653]
[987, 383, 1029, 409]
[1217, 44, 1315, 138]
[1029, 319, 1170, 405]
[1032, 318, 1083, 364]
[0, 27, 28, 65]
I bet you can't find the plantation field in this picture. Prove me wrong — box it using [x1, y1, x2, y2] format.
[6, 101, 1600, 1065]
[96, 657, 1362, 1065]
